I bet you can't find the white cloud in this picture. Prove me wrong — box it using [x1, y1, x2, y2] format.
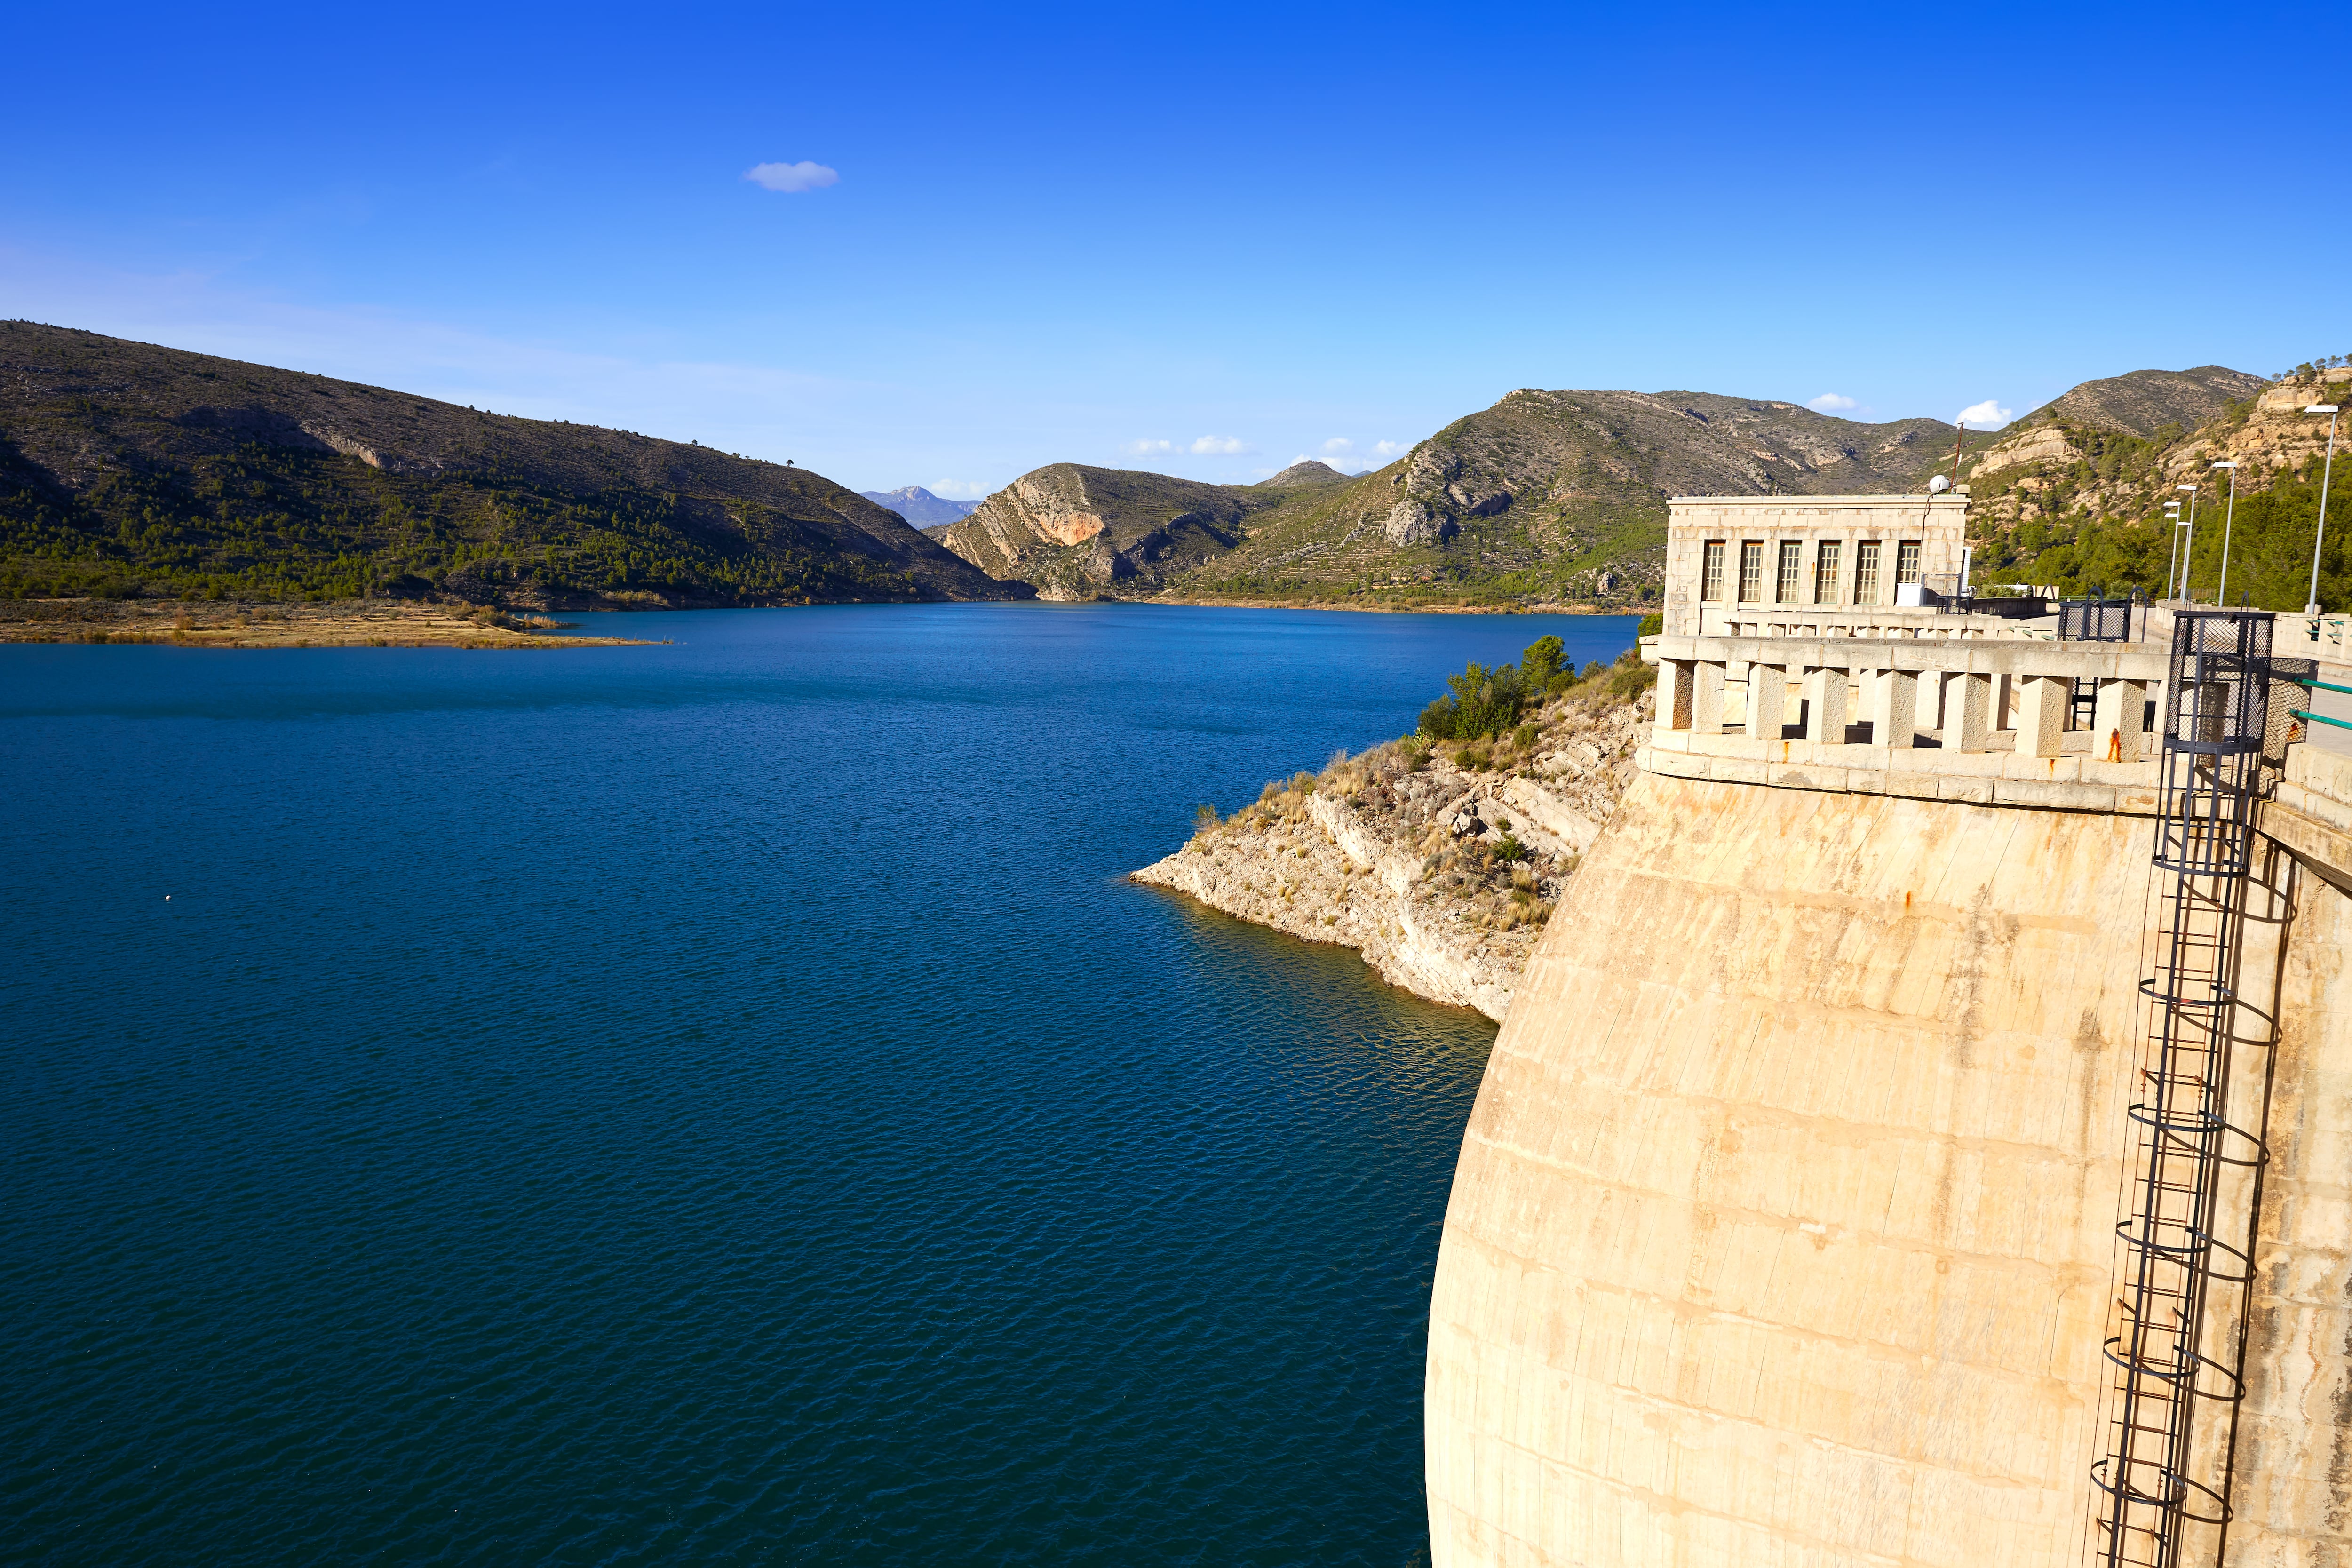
[1372, 439, 1406, 457]
[1957, 398, 2013, 428]
[929, 479, 991, 498]
[1190, 434, 1250, 454]
[1808, 393, 1859, 413]
[1321, 437, 1354, 453]
[744, 160, 839, 193]
[1122, 438, 1173, 455]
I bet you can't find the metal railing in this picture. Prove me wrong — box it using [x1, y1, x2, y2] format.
[2288, 674, 2352, 734]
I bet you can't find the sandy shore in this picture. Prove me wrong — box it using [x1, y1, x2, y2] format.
[0, 599, 658, 648]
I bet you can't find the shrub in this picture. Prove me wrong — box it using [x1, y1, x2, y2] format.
[1194, 803, 1221, 829]
[1512, 723, 1539, 750]
[1494, 832, 1526, 862]
[1608, 661, 1657, 699]
[1636, 612, 1662, 637]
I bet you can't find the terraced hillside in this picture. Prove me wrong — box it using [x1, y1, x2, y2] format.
[0, 322, 1027, 606]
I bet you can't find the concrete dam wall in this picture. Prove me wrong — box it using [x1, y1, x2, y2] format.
[1425, 743, 2352, 1566]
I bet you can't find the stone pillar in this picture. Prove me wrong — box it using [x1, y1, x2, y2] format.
[1661, 660, 1695, 732]
[1951, 672, 1993, 753]
[2016, 674, 2068, 760]
[2093, 679, 2148, 763]
[1692, 661, 1726, 736]
[1748, 662, 1787, 740]
[1805, 665, 1849, 743]
[1869, 667, 1918, 748]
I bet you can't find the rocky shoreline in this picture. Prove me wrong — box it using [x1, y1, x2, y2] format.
[1133, 683, 1653, 1020]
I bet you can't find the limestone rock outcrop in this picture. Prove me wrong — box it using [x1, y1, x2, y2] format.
[1131, 689, 1651, 1019]
[934, 462, 1261, 600]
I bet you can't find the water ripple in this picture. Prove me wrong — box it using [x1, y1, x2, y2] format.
[2, 604, 1637, 1567]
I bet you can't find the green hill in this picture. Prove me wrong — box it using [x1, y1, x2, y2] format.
[0, 322, 1027, 606]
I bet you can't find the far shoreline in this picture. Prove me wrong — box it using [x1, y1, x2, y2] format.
[0, 591, 1647, 649]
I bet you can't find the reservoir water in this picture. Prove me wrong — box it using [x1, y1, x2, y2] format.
[2, 605, 1639, 1567]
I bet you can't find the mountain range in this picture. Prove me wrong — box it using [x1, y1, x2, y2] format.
[927, 391, 1976, 605]
[857, 486, 983, 526]
[0, 320, 2314, 612]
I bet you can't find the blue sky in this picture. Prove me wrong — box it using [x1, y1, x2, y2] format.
[7, 2, 2346, 496]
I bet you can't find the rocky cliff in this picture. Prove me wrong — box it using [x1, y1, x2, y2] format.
[1131, 684, 1652, 1019]
[933, 462, 1276, 600]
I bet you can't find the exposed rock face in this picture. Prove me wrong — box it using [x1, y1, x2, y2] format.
[1130, 688, 1652, 1019]
[934, 462, 1263, 600]
[1385, 500, 1450, 546]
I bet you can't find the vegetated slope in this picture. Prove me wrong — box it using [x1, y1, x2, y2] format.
[1965, 364, 2318, 530]
[2019, 365, 2267, 440]
[0, 322, 1027, 605]
[858, 485, 982, 525]
[1171, 389, 1962, 608]
[1963, 360, 2351, 608]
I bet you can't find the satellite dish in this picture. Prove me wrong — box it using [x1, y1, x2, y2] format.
[1927, 475, 1952, 494]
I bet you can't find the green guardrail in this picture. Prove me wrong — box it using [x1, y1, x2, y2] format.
[2293, 677, 2352, 697]
[2294, 709, 2352, 732]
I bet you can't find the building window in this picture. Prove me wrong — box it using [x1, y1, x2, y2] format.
[1701, 541, 1724, 601]
[1895, 540, 1922, 584]
[1738, 541, 1764, 602]
[1855, 540, 1882, 604]
[1814, 539, 1842, 603]
[1775, 541, 1802, 603]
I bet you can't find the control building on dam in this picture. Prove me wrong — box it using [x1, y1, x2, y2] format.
[1425, 493, 2352, 1567]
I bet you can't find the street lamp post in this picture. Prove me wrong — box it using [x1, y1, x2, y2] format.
[2165, 501, 2184, 602]
[2176, 483, 2201, 602]
[2309, 403, 2341, 619]
[2212, 461, 2241, 605]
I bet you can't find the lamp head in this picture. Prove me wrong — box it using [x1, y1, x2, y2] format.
[2176, 483, 2196, 492]
[2309, 404, 2341, 414]
[2211, 460, 2238, 469]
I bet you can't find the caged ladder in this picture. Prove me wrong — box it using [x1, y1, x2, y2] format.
[2090, 610, 2278, 1568]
